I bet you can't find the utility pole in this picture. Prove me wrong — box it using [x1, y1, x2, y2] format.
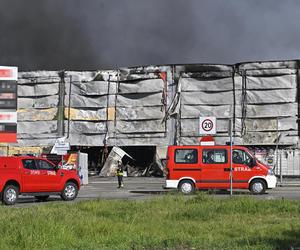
[229, 118, 233, 196]
[58, 71, 66, 137]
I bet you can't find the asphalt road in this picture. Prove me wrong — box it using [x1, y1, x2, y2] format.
[10, 176, 300, 207]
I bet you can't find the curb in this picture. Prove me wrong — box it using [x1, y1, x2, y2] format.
[277, 183, 300, 187]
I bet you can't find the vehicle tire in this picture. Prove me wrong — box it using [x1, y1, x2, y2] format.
[249, 179, 266, 195]
[2, 185, 19, 205]
[61, 182, 78, 201]
[178, 180, 195, 195]
[35, 195, 49, 201]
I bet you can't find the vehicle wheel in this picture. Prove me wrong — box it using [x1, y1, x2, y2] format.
[35, 195, 49, 201]
[2, 185, 19, 205]
[249, 179, 266, 195]
[178, 180, 195, 195]
[61, 182, 78, 201]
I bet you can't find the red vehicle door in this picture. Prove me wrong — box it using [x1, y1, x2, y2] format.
[173, 147, 201, 180]
[198, 147, 230, 189]
[231, 149, 256, 188]
[21, 159, 46, 192]
[35, 159, 62, 192]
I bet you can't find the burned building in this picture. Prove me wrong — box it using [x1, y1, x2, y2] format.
[1, 60, 300, 177]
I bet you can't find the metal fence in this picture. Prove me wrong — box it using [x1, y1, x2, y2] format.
[275, 149, 300, 182]
[253, 147, 300, 182]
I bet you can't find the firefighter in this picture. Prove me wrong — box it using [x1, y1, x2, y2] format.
[233, 151, 243, 164]
[116, 160, 124, 188]
[206, 151, 215, 163]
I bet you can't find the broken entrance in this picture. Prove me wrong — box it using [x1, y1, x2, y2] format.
[75, 146, 164, 177]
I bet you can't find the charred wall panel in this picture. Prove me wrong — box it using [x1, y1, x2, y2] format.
[6, 60, 299, 149]
[63, 70, 169, 146]
[178, 70, 239, 145]
[16, 71, 60, 146]
[64, 71, 115, 146]
[115, 75, 167, 145]
[178, 63, 299, 146]
[237, 64, 298, 145]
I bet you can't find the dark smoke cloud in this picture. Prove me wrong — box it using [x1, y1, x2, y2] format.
[1, 0, 300, 70]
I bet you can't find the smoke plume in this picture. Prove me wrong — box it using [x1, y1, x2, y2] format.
[0, 0, 300, 70]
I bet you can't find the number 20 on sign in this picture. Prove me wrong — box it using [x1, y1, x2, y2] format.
[199, 117, 216, 135]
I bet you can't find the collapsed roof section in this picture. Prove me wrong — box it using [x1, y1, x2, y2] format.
[12, 60, 300, 148]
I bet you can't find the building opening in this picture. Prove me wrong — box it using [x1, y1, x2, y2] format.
[73, 146, 163, 177]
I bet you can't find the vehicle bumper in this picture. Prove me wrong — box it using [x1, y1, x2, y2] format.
[164, 179, 179, 189]
[266, 175, 277, 188]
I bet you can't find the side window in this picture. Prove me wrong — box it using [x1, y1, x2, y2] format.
[36, 160, 54, 170]
[175, 149, 198, 164]
[233, 150, 251, 165]
[22, 159, 36, 170]
[202, 149, 227, 164]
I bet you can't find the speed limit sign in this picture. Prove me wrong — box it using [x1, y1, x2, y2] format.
[199, 117, 216, 135]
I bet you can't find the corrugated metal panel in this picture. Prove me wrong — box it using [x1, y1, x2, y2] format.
[180, 118, 242, 136]
[117, 93, 163, 107]
[18, 96, 59, 108]
[18, 121, 57, 134]
[119, 79, 163, 93]
[116, 120, 165, 133]
[18, 108, 57, 121]
[246, 89, 296, 104]
[180, 77, 241, 92]
[65, 95, 111, 108]
[67, 81, 117, 96]
[18, 83, 59, 96]
[181, 91, 234, 105]
[117, 106, 164, 120]
[246, 75, 296, 89]
[64, 108, 107, 121]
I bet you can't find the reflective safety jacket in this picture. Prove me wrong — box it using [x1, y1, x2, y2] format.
[116, 168, 123, 176]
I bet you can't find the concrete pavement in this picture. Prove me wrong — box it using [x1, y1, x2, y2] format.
[10, 176, 300, 207]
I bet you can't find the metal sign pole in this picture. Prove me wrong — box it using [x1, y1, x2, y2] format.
[229, 118, 233, 196]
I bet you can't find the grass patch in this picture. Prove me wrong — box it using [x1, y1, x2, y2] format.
[0, 194, 299, 249]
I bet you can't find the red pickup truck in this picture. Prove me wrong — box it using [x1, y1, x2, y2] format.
[0, 156, 81, 205]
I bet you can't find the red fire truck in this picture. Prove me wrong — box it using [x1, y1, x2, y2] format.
[0, 156, 80, 205]
[165, 145, 277, 195]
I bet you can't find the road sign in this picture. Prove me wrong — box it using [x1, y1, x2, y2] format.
[56, 150, 68, 156]
[199, 117, 216, 135]
[0, 66, 18, 143]
[0, 66, 18, 81]
[0, 82, 17, 109]
[0, 112, 17, 123]
[55, 143, 70, 151]
[199, 136, 215, 145]
[51, 137, 70, 155]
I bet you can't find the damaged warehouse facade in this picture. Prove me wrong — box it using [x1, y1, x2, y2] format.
[1, 60, 300, 178]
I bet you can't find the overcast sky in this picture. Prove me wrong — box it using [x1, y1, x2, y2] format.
[1, 0, 300, 70]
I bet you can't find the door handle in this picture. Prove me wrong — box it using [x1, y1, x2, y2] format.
[224, 168, 231, 172]
[25, 171, 31, 175]
[60, 172, 64, 177]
